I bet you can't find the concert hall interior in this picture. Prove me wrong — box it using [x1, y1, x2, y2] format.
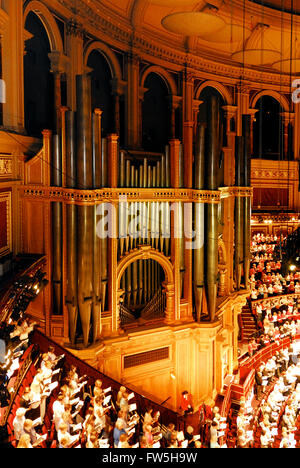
[0, 0, 300, 449]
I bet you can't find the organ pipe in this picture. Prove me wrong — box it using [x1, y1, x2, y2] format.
[194, 123, 206, 322]
[243, 115, 251, 290]
[205, 95, 220, 322]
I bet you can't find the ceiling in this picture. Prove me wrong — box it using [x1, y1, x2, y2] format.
[84, 1, 300, 72]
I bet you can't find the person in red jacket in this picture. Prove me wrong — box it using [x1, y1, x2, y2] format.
[180, 390, 194, 416]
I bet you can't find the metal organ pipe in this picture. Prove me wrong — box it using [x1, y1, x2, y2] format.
[194, 122, 206, 322]
[205, 95, 220, 322]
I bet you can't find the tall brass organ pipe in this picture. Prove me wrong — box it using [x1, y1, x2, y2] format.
[234, 135, 244, 290]
[205, 95, 220, 322]
[243, 115, 251, 290]
[117, 149, 170, 308]
[194, 123, 205, 322]
[92, 110, 103, 342]
[52, 134, 62, 315]
[76, 74, 94, 348]
[178, 144, 185, 299]
[65, 111, 78, 344]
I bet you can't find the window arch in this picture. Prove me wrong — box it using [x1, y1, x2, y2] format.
[198, 86, 226, 187]
[142, 72, 170, 152]
[24, 11, 54, 137]
[87, 50, 115, 138]
[253, 95, 283, 159]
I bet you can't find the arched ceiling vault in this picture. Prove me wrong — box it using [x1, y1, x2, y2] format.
[67, 0, 300, 73]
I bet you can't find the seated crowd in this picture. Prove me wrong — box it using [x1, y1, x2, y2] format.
[1, 303, 209, 449]
[231, 341, 300, 448]
[10, 347, 208, 449]
[247, 233, 300, 358]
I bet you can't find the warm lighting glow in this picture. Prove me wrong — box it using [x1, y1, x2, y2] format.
[232, 49, 281, 65]
[162, 12, 225, 37]
[290, 265, 297, 272]
[203, 23, 251, 43]
[147, 0, 198, 5]
[272, 58, 300, 74]
[170, 372, 176, 380]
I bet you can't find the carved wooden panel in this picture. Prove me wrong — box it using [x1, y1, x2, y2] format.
[0, 191, 11, 257]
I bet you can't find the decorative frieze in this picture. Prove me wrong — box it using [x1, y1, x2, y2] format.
[57, 0, 292, 90]
[0, 157, 12, 177]
[20, 186, 222, 204]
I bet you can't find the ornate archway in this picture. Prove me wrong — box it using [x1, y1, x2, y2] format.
[116, 246, 175, 328]
[250, 90, 289, 112]
[195, 80, 232, 105]
[24, 1, 64, 53]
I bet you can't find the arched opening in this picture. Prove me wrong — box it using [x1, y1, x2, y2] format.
[253, 96, 283, 159]
[24, 11, 54, 137]
[87, 50, 115, 138]
[119, 259, 166, 328]
[142, 73, 170, 152]
[198, 86, 226, 187]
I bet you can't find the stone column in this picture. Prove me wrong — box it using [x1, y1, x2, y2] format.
[167, 95, 181, 141]
[280, 112, 295, 160]
[66, 19, 84, 111]
[247, 108, 259, 156]
[2, 0, 24, 132]
[183, 71, 194, 189]
[126, 53, 140, 148]
[193, 99, 203, 141]
[163, 282, 176, 324]
[236, 84, 250, 137]
[294, 102, 300, 161]
[111, 78, 125, 137]
[107, 134, 119, 188]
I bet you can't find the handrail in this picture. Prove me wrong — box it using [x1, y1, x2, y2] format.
[250, 292, 300, 309]
[1, 344, 36, 427]
[0, 256, 46, 324]
[31, 330, 181, 429]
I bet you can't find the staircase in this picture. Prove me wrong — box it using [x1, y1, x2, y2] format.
[240, 304, 257, 341]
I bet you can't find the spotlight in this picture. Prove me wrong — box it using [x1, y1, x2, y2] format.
[290, 265, 297, 272]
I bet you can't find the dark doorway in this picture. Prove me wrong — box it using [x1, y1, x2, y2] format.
[24, 12, 54, 137]
[142, 73, 170, 152]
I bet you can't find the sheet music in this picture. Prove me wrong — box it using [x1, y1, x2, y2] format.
[70, 397, 80, 406]
[32, 434, 47, 446]
[72, 423, 82, 432]
[128, 403, 137, 412]
[48, 382, 59, 392]
[32, 417, 42, 427]
[103, 395, 111, 406]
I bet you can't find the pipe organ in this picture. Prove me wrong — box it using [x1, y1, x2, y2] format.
[43, 73, 251, 348]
